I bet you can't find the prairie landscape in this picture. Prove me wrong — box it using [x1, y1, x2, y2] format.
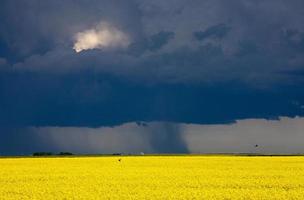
[2, 1, 304, 199]
[1, 156, 303, 200]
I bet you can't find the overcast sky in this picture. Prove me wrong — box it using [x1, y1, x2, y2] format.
[1, 0, 304, 154]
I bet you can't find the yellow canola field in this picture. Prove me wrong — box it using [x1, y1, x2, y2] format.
[0, 156, 304, 200]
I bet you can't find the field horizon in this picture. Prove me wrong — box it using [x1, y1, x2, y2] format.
[1, 153, 304, 159]
[1, 155, 303, 199]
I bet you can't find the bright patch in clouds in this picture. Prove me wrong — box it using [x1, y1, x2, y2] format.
[73, 22, 130, 53]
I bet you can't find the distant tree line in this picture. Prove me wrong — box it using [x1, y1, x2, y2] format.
[33, 152, 73, 156]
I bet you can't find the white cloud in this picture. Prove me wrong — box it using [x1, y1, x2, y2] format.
[73, 22, 130, 53]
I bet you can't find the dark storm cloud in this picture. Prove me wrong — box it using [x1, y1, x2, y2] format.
[1, 0, 304, 154]
[0, 57, 8, 71]
[146, 31, 175, 52]
[0, 0, 143, 61]
[1, 71, 303, 127]
[126, 31, 175, 56]
[0, 127, 53, 155]
[194, 24, 231, 41]
[0, 0, 303, 84]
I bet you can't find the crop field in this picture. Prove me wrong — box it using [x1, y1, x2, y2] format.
[0, 156, 303, 199]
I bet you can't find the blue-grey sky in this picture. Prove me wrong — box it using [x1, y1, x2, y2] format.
[1, 0, 304, 154]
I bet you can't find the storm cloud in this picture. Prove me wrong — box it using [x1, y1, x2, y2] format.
[1, 0, 304, 154]
[1, 117, 303, 155]
[0, 0, 302, 84]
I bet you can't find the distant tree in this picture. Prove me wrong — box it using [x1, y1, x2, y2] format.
[58, 152, 73, 156]
[33, 152, 53, 156]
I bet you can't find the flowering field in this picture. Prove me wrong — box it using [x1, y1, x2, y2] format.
[0, 156, 303, 199]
